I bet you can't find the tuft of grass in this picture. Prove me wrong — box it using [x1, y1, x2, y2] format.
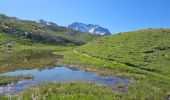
[14, 82, 122, 100]
[0, 75, 33, 85]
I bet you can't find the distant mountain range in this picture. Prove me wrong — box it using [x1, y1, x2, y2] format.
[68, 22, 111, 35]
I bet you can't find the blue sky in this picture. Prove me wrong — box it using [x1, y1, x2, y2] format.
[0, 0, 170, 33]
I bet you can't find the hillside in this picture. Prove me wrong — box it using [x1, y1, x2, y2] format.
[0, 14, 98, 45]
[77, 28, 170, 77]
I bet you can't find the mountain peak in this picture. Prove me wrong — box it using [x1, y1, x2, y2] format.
[38, 19, 47, 25]
[68, 22, 111, 35]
[38, 19, 58, 26]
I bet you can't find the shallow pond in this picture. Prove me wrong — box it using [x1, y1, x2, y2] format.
[0, 66, 130, 95]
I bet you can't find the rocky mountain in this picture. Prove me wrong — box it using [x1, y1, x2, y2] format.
[68, 22, 111, 35]
[38, 19, 58, 26]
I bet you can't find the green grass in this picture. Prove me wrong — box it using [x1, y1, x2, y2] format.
[2, 81, 170, 100]
[78, 28, 170, 77]
[54, 49, 170, 99]
[0, 75, 33, 85]
[7, 82, 123, 100]
[55, 50, 147, 78]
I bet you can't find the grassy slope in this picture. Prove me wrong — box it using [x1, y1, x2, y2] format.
[54, 28, 170, 99]
[78, 28, 170, 77]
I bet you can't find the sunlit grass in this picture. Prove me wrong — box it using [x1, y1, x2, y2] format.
[14, 82, 122, 100]
[0, 75, 33, 85]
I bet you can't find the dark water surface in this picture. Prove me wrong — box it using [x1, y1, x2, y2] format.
[0, 66, 130, 95]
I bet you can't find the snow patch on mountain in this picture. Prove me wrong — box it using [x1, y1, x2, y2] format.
[68, 22, 111, 35]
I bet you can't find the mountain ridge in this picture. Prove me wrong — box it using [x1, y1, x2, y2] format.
[0, 14, 99, 45]
[68, 22, 111, 35]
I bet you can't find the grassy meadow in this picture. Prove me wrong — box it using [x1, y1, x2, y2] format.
[0, 29, 170, 100]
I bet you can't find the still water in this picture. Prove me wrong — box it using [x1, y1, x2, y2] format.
[0, 66, 130, 95]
